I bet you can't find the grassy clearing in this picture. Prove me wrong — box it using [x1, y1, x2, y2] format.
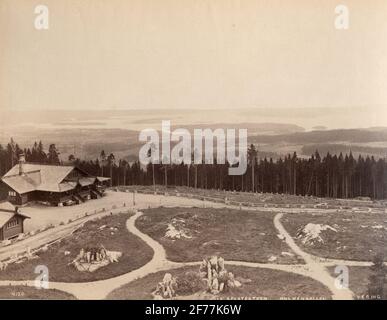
[0, 212, 153, 282]
[136, 207, 302, 264]
[0, 285, 76, 299]
[282, 211, 387, 261]
[327, 266, 375, 299]
[107, 265, 331, 300]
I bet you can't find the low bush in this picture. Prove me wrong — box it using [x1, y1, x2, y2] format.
[175, 271, 206, 295]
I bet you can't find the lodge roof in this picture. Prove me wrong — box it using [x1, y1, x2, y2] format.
[96, 176, 111, 182]
[79, 177, 95, 187]
[1, 163, 100, 194]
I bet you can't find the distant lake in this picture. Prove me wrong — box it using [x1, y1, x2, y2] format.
[1, 107, 386, 132]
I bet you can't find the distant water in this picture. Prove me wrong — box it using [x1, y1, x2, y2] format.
[1, 106, 386, 132]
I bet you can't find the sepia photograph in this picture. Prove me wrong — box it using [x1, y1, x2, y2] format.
[0, 0, 386, 310]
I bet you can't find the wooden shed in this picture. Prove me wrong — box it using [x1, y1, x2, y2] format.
[0, 201, 30, 241]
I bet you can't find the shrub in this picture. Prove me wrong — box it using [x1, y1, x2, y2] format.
[175, 271, 206, 295]
[367, 253, 386, 299]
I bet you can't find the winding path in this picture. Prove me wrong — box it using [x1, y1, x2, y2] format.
[0, 210, 199, 299]
[273, 213, 354, 300]
[0, 192, 380, 300]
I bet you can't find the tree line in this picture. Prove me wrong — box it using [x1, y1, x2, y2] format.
[0, 139, 60, 174]
[0, 139, 386, 199]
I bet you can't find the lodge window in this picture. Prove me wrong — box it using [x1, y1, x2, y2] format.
[8, 191, 16, 197]
[6, 219, 19, 229]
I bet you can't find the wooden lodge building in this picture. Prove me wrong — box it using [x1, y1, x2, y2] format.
[0, 201, 29, 240]
[0, 158, 110, 206]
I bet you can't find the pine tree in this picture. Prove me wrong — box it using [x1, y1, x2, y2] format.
[48, 144, 60, 164]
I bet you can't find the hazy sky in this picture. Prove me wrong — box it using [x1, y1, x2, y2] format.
[1, 0, 387, 113]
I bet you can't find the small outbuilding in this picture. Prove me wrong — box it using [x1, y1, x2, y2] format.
[0, 201, 30, 241]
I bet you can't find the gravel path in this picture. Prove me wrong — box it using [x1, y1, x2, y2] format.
[0, 191, 379, 300]
[273, 213, 354, 300]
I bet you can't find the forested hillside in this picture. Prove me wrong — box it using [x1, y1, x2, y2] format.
[1, 139, 386, 199]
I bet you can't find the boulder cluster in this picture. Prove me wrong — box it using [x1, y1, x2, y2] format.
[154, 273, 178, 299]
[75, 246, 108, 264]
[154, 256, 242, 299]
[70, 245, 122, 272]
[199, 255, 241, 294]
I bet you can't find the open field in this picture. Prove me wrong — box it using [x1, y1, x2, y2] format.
[282, 211, 387, 261]
[0, 286, 76, 299]
[0, 189, 384, 300]
[120, 185, 387, 209]
[136, 207, 302, 264]
[0, 212, 153, 282]
[327, 266, 374, 300]
[107, 265, 331, 300]
[20, 189, 213, 233]
[21, 191, 137, 232]
[0, 191, 220, 263]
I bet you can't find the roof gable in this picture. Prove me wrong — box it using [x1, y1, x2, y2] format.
[2, 174, 38, 194]
[0, 212, 15, 228]
[0, 212, 29, 228]
[0, 201, 29, 227]
[0, 201, 16, 212]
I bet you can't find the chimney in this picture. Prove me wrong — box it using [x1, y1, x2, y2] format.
[19, 153, 26, 175]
